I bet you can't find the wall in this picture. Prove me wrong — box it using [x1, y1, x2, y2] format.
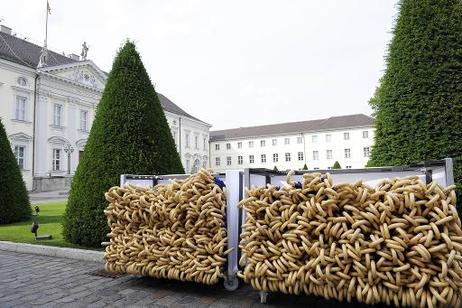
[210, 126, 374, 172]
[0, 59, 36, 190]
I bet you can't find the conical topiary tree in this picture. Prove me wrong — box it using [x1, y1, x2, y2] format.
[273, 166, 278, 172]
[368, 0, 462, 208]
[332, 161, 341, 169]
[63, 41, 184, 247]
[302, 163, 308, 170]
[0, 119, 31, 224]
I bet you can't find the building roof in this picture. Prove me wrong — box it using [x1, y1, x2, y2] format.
[157, 93, 209, 125]
[210, 114, 374, 141]
[0, 31, 77, 68]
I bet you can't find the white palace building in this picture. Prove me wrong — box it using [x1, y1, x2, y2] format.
[0, 25, 210, 191]
[210, 114, 375, 172]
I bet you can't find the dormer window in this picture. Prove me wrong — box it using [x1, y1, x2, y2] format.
[17, 77, 27, 87]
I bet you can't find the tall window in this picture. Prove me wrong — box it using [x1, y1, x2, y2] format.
[52, 149, 61, 171]
[185, 133, 190, 148]
[227, 156, 232, 165]
[215, 144, 220, 151]
[15, 96, 26, 121]
[325, 134, 331, 142]
[203, 138, 206, 150]
[326, 150, 333, 159]
[238, 156, 243, 165]
[344, 132, 350, 140]
[273, 153, 278, 162]
[53, 104, 62, 127]
[313, 151, 319, 160]
[297, 136, 303, 144]
[298, 152, 304, 161]
[195, 136, 199, 149]
[312, 135, 318, 143]
[260, 140, 266, 147]
[249, 141, 254, 148]
[226, 143, 231, 150]
[186, 159, 190, 172]
[14, 146, 25, 170]
[261, 154, 266, 163]
[249, 155, 254, 164]
[238, 142, 242, 149]
[364, 147, 370, 157]
[344, 148, 351, 158]
[363, 130, 369, 138]
[285, 153, 291, 162]
[215, 157, 221, 166]
[272, 139, 277, 146]
[80, 110, 88, 131]
[284, 138, 290, 145]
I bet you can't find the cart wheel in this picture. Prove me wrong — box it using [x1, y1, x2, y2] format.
[223, 276, 239, 291]
[259, 291, 268, 304]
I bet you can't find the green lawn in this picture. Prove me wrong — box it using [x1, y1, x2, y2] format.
[0, 201, 95, 249]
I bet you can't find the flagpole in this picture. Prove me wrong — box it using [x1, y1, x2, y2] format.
[45, 0, 48, 47]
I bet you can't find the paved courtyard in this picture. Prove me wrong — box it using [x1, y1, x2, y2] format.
[0, 250, 380, 308]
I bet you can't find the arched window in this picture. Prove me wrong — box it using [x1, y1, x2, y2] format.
[17, 77, 27, 87]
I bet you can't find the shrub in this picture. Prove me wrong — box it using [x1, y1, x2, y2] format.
[63, 41, 184, 247]
[0, 119, 31, 224]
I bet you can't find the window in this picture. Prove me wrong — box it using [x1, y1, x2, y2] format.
[14, 146, 25, 169]
[249, 155, 254, 164]
[215, 144, 220, 151]
[346, 166, 352, 169]
[261, 154, 266, 163]
[215, 157, 221, 166]
[226, 143, 231, 150]
[326, 150, 332, 159]
[285, 153, 291, 162]
[238, 156, 243, 165]
[325, 134, 331, 142]
[203, 138, 206, 150]
[17, 77, 27, 87]
[53, 104, 62, 127]
[15, 96, 26, 121]
[52, 149, 61, 171]
[314, 167, 320, 170]
[344, 132, 350, 140]
[363, 131, 369, 139]
[249, 141, 254, 148]
[298, 152, 304, 161]
[227, 156, 232, 165]
[313, 151, 319, 160]
[238, 142, 242, 149]
[297, 136, 303, 144]
[185, 133, 190, 148]
[186, 159, 190, 173]
[173, 131, 177, 146]
[344, 149, 351, 158]
[312, 135, 318, 143]
[80, 110, 88, 131]
[364, 147, 370, 157]
[195, 136, 199, 149]
[273, 153, 278, 163]
[272, 139, 277, 146]
[260, 140, 265, 147]
[284, 138, 290, 145]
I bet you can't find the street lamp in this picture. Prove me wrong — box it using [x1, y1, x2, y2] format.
[63, 144, 74, 175]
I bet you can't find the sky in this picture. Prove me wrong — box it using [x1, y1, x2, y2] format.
[1, 0, 398, 130]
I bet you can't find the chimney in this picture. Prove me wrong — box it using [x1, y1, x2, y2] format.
[68, 53, 80, 61]
[0, 25, 12, 35]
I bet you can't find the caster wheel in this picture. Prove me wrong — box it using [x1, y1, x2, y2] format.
[223, 276, 239, 291]
[259, 291, 268, 304]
